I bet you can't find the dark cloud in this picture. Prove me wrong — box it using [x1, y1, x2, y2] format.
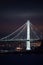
[0, 1, 43, 33]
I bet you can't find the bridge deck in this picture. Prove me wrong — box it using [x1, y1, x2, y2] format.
[0, 39, 41, 42]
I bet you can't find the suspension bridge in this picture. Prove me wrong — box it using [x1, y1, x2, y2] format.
[0, 20, 42, 51]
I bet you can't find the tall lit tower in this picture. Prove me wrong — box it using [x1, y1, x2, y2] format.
[26, 20, 30, 50]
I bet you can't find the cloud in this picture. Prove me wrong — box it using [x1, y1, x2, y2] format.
[0, 10, 43, 19]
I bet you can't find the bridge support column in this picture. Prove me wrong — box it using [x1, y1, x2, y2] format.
[26, 20, 30, 50]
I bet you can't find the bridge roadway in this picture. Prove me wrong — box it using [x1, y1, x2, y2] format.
[0, 39, 42, 42]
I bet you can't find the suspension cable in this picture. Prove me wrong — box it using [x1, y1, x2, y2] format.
[10, 24, 26, 40]
[0, 22, 26, 40]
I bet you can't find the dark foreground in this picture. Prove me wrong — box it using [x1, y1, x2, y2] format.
[0, 40, 43, 65]
[0, 51, 43, 65]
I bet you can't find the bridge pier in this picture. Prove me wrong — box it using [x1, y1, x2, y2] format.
[26, 20, 31, 50]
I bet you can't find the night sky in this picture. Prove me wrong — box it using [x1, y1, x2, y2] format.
[0, 1, 43, 34]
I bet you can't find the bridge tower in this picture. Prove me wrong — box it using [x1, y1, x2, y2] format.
[26, 20, 31, 50]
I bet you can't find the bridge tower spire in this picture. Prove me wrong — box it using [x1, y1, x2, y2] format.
[26, 20, 31, 50]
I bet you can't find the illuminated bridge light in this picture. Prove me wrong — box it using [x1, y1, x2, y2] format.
[26, 20, 30, 50]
